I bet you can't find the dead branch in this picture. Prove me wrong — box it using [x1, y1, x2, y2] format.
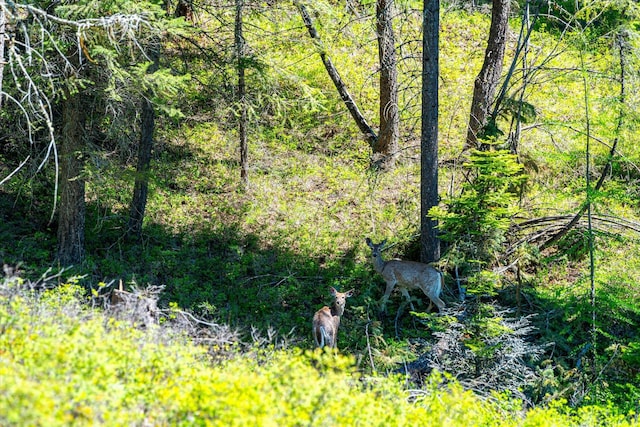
[506, 213, 640, 257]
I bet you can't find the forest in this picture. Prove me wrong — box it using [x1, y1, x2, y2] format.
[1, 0, 640, 425]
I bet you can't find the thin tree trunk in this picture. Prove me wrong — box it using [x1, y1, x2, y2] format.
[0, 7, 5, 108]
[491, 5, 537, 125]
[541, 32, 628, 250]
[295, 0, 378, 148]
[128, 46, 159, 239]
[236, 0, 249, 186]
[465, 0, 510, 150]
[57, 91, 86, 265]
[376, 0, 399, 169]
[508, 0, 530, 154]
[420, 0, 440, 264]
[128, 96, 155, 238]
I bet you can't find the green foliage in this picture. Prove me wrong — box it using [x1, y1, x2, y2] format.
[532, 0, 640, 38]
[482, 96, 538, 140]
[432, 150, 526, 248]
[0, 283, 636, 426]
[462, 304, 513, 359]
[430, 149, 526, 294]
[466, 270, 502, 296]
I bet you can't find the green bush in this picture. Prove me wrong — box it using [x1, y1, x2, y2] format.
[1, 282, 637, 426]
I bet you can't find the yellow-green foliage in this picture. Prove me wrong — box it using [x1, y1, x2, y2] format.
[0, 284, 637, 426]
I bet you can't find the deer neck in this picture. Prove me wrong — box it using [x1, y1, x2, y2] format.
[372, 253, 387, 275]
[331, 303, 345, 318]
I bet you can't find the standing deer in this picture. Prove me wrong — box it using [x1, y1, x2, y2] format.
[366, 238, 445, 314]
[312, 287, 354, 349]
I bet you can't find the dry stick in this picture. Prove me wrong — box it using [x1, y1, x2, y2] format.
[513, 215, 640, 246]
[506, 213, 640, 259]
[364, 320, 376, 373]
[579, 44, 597, 375]
[294, 0, 378, 149]
[516, 214, 640, 234]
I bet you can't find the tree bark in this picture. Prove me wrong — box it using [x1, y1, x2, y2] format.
[57, 91, 86, 266]
[0, 7, 5, 109]
[465, 0, 510, 150]
[236, 0, 249, 186]
[295, 1, 378, 148]
[420, 0, 440, 264]
[128, 46, 159, 239]
[376, 0, 399, 169]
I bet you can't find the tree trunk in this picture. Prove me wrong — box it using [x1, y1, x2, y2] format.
[128, 96, 155, 238]
[376, 0, 399, 169]
[174, 0, 194, 21]
[57, 91, 86, 266]
[0, 7, 5, 109]
[128, 47, 159, 239]
[236, 0, 249, 186]
[420, 0, 440, 264]
[295, 0, 378, 148]
[465, 0, 510, 150]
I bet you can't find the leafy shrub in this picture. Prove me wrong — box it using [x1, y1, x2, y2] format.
[1, 278, 637, 426]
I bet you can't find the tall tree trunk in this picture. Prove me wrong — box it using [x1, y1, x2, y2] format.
[420, 0, 440, 264]
[236, 0, 249, 187]
[0, 7, 5, 109]
[376, 0, 399, 169]
[465, 0, 510, 150]
[295, 0, 378, 148]
[57, 91, 86, 266]
[128, 46, 159, 239]
[507, 1, 531, 154]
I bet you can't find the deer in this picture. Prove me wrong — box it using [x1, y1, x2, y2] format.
[312, 287, 354, 349]
[365, 238, 445, 314]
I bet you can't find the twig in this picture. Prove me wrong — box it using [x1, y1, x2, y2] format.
[364, 319, 376, 373]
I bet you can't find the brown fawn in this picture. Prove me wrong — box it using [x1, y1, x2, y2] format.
[366, 238, 445, 314]
[312, 287, 354, 349]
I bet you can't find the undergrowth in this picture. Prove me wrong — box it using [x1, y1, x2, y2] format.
[0, 279, 637, 426]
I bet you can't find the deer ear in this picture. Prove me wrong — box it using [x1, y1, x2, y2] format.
[365, 237, 373, 247]
[329, 286, 338, 296]
[381, 239, 387, 247]
[345, 289, 355, 298]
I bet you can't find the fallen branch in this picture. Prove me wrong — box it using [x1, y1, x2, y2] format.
[506, 213, 640, 257]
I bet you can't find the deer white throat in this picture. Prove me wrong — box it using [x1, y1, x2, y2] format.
[372, 253, 386, 275]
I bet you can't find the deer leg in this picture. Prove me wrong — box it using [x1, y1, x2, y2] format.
[394, 302, 404, 338]
[420, 283, 445, 313]
[379, 279, 397, 313]
[400, 288, 416, 311]
[426, 292, 446, 313]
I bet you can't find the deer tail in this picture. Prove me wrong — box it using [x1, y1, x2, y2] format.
[319, 326, 327, 348]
